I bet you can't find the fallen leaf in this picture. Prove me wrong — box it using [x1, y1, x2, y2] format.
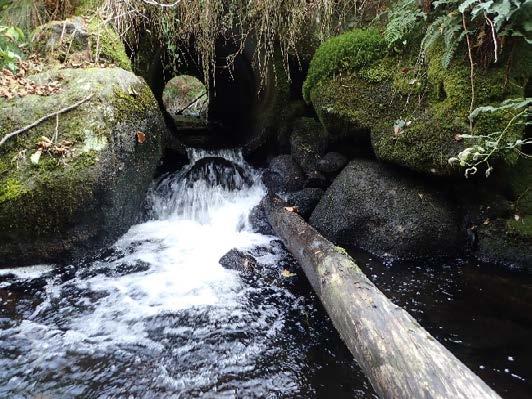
[281, 270, 297, 278]
[136, 131, 146, 144]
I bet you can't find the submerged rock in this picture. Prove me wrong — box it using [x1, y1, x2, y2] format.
[309, 159, 461, 259]
[219, 249, 257, 273]
[262, 155, 306, 194]
[0, 67, 166, 267]
[185, 157, 252, 190]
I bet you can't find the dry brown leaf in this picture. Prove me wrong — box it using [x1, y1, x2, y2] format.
[281, 270, 297, 278]
[136, 131, 146, 144]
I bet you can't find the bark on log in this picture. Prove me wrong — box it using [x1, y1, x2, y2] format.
[263, 195, 501, 399]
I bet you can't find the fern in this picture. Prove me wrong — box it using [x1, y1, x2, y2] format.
[384, 0, 426, 51]
[420, 12, 463, 67]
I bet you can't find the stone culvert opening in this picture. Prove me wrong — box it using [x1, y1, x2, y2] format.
[132, 38, 293, 155]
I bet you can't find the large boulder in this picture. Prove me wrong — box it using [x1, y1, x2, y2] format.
[0, 67, 166, 267]
[309, 159, 462, 258]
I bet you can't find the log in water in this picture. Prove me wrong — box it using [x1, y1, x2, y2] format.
[263, 195, 501, 399]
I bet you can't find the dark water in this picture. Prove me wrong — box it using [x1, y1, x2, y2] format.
[351, 250, 532, 399]
[0, 149, 375, 398]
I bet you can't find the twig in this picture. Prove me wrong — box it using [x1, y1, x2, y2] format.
[53, 113, 60, 143]
[0, 94, 94, 147]
[175, 92, 207, 115]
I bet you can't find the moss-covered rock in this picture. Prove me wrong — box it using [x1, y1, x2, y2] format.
[302, 28, 385, 102]
[0, 67, 166, 267]
[306, 29, 526, 177]
[32, 17, 131, 70]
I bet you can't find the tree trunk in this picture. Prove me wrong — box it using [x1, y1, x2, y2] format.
[263, 195, 500, 399]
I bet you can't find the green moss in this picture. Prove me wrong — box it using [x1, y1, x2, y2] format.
[507, 215, 532, 238]
[31, 17, 131, 71]
[88, 18, 132, 70]
[73, 0, 103, 16]
[308, 33, 525, 176]
[111, 83, 158, 124]
[0, 178, 28, 203]
[303, 28, 386, 102]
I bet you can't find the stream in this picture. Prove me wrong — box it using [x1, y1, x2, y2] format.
[0, 149, 374, 398]
[0, 149, 530, 398]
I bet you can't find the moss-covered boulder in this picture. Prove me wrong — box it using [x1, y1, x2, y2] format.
[0, 67, 166, 267]
[32, 17, 131, 71]
[306, 29, 526, 177]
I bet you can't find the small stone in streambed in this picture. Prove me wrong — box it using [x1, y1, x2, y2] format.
[262, 155, 305, 194]
[219, 249, 258, 273]
[317, 152, 348, 175]
[284, 188, 324, 219]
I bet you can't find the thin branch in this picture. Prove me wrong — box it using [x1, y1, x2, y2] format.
[0, 94, 94, 147]
[462, 13, 476, 131]
[174, 92, 207, 115]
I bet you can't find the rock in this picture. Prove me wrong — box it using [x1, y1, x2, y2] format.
[249, 204, 274, 235]
[304, 170, 329, 189]
[185, 157, 253, 190]
[262, 155, 305, 193]
[0, 67, 166, 267]
[305, 29, 524, 177]
[284, 188, 324, 219]
[309, 159, 461, 259]
[460, 159, 532, 270]
[317, 152, 348, 175]
[219, 249, 257, 272]
[475, 218, 532, 270]
[290, 117, 327, 174]
[32, 17, 132, 71]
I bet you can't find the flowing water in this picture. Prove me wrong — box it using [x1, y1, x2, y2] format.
[0, 149, 375, 398]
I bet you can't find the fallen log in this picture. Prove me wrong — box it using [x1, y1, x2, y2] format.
[263, 195, 500, 399]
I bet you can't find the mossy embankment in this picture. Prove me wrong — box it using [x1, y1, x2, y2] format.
[305, 28, 526, 177]
[302, 21, 530, 267]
